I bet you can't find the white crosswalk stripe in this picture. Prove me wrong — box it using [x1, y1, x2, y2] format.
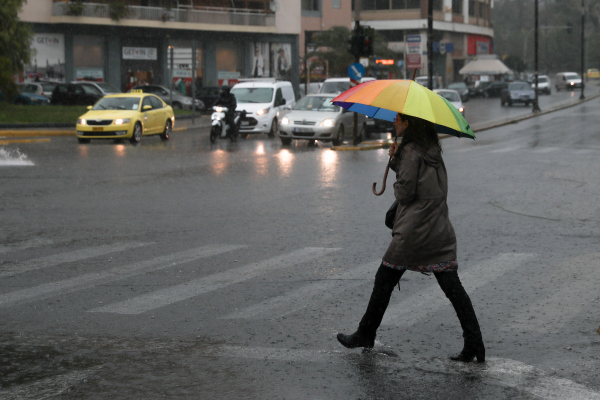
[0, 238, 54, 255]
[222, 260, 380, 320]
[489, 146, 523, 153]
[200, 345, 600, 400]
[0, 244, 246, 308]
[382, 253, 537, 326]
[89, 247, 341, 315]
[0, 243, 150, 278]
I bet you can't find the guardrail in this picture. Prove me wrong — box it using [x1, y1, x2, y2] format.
[52, 2, 275, 26]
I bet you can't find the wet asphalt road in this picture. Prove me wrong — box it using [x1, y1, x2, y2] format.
[1, 94, 600, 399]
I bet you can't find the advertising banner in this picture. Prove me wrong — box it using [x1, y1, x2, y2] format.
[270, 43, 291, 80]
[24, 33, 65, 81]
[123, 47, 158, 60]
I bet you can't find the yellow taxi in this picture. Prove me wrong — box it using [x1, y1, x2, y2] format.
[75, 90, 175, 144]
[588, 68, 600, 79]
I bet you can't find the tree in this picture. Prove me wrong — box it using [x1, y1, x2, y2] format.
[0, 0, 33, 101]
[503, 55, 525, 73]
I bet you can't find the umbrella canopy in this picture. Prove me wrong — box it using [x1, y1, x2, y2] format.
[332, 79, 475, 139]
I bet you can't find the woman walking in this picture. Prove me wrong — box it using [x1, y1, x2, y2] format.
[336, 113, 485, 363]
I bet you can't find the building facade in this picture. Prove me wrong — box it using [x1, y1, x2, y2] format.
[19, 0, 302, 95]
[357, 0, 494, 85]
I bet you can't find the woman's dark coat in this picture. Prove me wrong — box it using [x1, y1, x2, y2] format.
[382, 142, 457, 266]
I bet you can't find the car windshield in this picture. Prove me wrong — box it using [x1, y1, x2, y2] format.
[293, 96, 339, 112]
[320, 81, 350, 94]
[92, 97, 141, 110]
[96, 82, 120, 92]
[42, 84, 56, 92]
[538, 77, 548, 83]
[436, 91, 460, 102]
[509, 83, 531, 91]
[448, 83, 467, 90]
[231, 87, 274, 103]
[565, 73, 580, 80]
[19, 84, 38, 93]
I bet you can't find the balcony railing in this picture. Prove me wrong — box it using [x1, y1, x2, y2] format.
[52, 2, 275, 27]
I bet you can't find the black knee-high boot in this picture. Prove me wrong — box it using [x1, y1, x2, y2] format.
[337, 265, 403, 349]
[435, 271, 485, 362]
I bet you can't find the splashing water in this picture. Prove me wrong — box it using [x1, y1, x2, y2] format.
[0, 147, 34, 166]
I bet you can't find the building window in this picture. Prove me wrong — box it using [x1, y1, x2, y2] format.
[302, 0, 319, 11]
[479, 2, 486, 18]
[432, 0, 442, 10]
[452, 0, 462, 13]
[361, 0, 375, 10]
[375, 0, 389, 9]
[391, 0, 405, 8]
[406, 0, 420, 8]
[332, 0, 341, 8]
[468, 0, 475, 16]
[379, 29, 404, 42]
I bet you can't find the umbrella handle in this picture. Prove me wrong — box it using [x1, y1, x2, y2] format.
[372, 165, 389, 196]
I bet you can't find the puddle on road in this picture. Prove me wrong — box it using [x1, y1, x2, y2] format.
[0, 148, 34, 166]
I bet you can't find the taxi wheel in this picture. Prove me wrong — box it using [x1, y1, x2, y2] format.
[160, 120, 172, 141]
[130, 122, 142, 144]
[268, 118, 277, 138]
[332, 125, 344, 146]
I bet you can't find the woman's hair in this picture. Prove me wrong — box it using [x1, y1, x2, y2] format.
[398, 114, 442, 154]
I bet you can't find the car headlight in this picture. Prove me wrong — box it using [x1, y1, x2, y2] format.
[320, 119, 335, 127]
[114, 118, 130, 125]
[77, 118, 86, 125]
[281, 117, 289, 125]
[458, 107, 465, 113]
[256, 107, 270, 116]
[570, 82, 574, 85]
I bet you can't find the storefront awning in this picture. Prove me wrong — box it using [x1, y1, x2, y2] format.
[459, 59, 512, 75]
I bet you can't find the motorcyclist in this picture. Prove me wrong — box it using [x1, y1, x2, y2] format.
[214, 85, 238, 136]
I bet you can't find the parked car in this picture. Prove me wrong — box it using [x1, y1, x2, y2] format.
[278, 94, 365, 146]
[365, 116, 394, 137]
[51, 83, 103, 106]
[587, 68, 600, 79]
[76, 90, 174, 144]
[447, 82, 469, 102]
[529, 75, 551, 95]
[130, 84, 203, 110]
[555, 72, 582, 91]
[11, 84, 51, 105]
[434, 89, 465, 116]
[232, 80, 296, 137]
[195, 86, 221, 110]
[500, 82, 535, 107]
[74, 81, 122, 96]
[473, 81, 508, 98]
[37, 81, 59, 100]
[319, 77, 375, 94]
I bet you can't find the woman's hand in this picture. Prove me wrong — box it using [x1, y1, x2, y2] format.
[388, 142, 398, 158]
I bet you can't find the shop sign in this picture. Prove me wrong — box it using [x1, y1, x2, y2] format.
[476, 42, 490, 55]
[24, 34, 65, 81]
[123, 47, 158, 60]
[172, 69, 193, 78]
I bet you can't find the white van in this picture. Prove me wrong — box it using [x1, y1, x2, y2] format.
[555, 72, 582, 91]
[319, 77, 376, 94]
[231, 80, 296, 137]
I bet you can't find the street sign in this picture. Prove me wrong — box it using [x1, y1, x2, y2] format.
[348, 63, 365, 81]
[439, 40, 446, 55]
[406, 35, 422, 70]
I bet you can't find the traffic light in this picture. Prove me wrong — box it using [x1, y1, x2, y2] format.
[347, 26, 375, 58]
[348, 31, 363, 58]
[362, 27, 375, 57]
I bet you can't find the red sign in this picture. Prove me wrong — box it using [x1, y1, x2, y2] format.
[406, 54, 421, 70]
[376, 59, 395, 65]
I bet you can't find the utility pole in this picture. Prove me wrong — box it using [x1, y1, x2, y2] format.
[533, 0, 541, 112]
[427, 0, 433, 90]
[580, 0, 585, 100]
[191, 39, 196, 124]
[353, 0, 361, 145]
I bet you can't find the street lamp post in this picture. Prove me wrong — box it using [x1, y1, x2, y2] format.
[533, 0, 541, 112]
[580, 0, 585, 100]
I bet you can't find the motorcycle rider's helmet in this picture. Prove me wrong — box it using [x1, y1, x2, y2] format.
[220, 85, 231, 96]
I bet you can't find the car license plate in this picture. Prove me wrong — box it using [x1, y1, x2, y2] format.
[294, 128, 313, 133]
[241, 121, 249, 126]
[92, 127, 103, 131]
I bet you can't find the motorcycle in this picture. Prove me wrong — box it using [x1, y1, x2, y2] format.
[210, 106, 246, 143]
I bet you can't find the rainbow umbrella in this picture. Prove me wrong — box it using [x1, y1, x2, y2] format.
[332, 79, 475, 139]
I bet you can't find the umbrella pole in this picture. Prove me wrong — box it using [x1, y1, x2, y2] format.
[372, 69, 415, 196]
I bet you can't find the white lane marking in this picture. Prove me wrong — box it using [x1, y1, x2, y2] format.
[0, 366, 102, 400]
[222, 261, 380, 320]
[0, 243, 150, 278]
[89, 247, 341, 315]
[490, 146, 522, 153]
[503, 252, 600, 333]
[202, 345, 600, 400]
[573, 149, 597, 154]
[0, 245, 246, 308]
[0, 238, 54, 254]
[532, 147, 559, 153]
[382, 253, 537, 326]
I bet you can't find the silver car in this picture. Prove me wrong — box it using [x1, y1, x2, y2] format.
[132, 84, 203, 111]
[434, 89, 465, 116]
[278, 94, 365, 146]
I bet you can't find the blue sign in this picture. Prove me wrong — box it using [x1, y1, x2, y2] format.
[348, 63, 365, 80]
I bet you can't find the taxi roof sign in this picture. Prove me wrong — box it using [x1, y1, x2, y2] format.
[130, 89, 144, 93]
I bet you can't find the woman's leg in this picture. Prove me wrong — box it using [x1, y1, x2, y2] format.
[434, 271, 485, 362]
[337, 264, 404, 349]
